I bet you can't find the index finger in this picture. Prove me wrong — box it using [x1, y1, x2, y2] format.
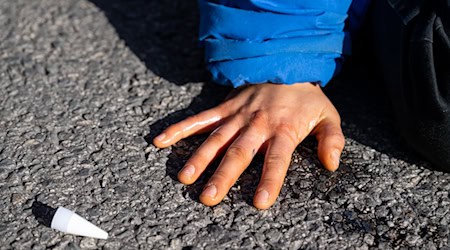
[153, 107, 225, 148]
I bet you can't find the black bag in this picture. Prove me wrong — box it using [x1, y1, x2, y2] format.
[372, 0, 450, 170]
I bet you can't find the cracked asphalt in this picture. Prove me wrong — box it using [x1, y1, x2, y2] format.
[1, 0, 450, 249]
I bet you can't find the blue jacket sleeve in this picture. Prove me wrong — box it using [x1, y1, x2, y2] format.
[199, 0, 366, 87]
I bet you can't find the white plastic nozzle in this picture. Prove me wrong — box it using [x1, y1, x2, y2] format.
[51, 207, 108, 239]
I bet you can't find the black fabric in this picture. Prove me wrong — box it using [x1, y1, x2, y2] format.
[372, 0, 450, 170]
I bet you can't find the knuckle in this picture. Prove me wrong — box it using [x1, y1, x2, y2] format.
[276, 123, 299, 145]
[266, 153, 289, 169]
[237, 106, 252, 116]
[324, 126, 345, 142]
[332, 133, 346, 148]
[226, 145, 248, 160]
[164, 126, 182, 139]
[190, 150, 209, 165]
[260, 177, 280, 188]
[208, 129, 226, 144]
[250, 110, 268, 124]
[162, 126, 175, 136]
[212, 170, 232, 187]
[248, 111, 269, 132]
[217, 101, 233, 114]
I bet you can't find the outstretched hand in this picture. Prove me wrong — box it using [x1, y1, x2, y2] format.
[153, 83, 344, 209]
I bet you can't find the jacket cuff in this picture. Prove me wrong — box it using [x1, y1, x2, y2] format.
[199, 0, 352, 87]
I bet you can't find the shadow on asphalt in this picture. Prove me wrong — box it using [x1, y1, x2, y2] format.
[92, 0, 429, 204]
[89, 0, 208, 85]
[327, 55, 425, 166]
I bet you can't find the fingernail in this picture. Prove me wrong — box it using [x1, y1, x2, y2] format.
[180, 164, 195, 178]
[155, 133, 166, 142]
[254, 189, 269, 204]
[201, 184, 217, 198]
[331, 150, 341, 171]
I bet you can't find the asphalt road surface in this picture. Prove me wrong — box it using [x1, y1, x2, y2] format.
[1, 0, 450, 249]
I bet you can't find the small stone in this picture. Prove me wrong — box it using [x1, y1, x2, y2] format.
[363, 234, 374, 245]
[79, 237, 97, 249]
[11, 193, 26, 205]
[58, 156, 76, 167]
[0, 159, 15, 169]
[169, 238, 182, 249]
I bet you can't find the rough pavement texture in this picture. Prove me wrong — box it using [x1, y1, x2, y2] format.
[1, 0, 450, 249]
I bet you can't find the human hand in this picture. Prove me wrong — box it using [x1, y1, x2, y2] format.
[153, 83, 344, 209]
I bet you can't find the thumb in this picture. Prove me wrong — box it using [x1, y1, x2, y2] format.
[313, 117, 345, 171]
